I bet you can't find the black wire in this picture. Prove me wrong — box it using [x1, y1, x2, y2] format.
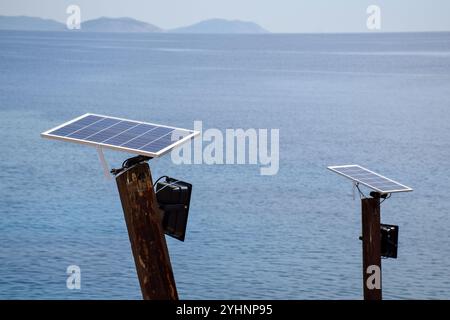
[153, 175, 170, 188]
[355, 183, 392, 203]
[123, 155, 151, 168]
[111, 155, 152, 176]
[380, 193, 391, 204]
[355, 183, 366, 199]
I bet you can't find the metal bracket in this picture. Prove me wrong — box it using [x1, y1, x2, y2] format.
[96, 147, 112, 180]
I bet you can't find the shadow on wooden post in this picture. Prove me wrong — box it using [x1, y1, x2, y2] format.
[115, 161, 178, 300]
[361, 197, 382, 300]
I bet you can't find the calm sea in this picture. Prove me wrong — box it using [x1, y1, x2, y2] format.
[0, 31, 450, 299]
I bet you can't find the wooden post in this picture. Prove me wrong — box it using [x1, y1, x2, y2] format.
[115, 161, 178, 300]
[361, 197, 382, 300]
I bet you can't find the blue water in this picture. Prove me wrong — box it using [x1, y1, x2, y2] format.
[1, 31, 450, 299]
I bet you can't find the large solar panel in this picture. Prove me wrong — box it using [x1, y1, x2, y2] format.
[328, 165, 413, 194]
[41, 113, 199, 158]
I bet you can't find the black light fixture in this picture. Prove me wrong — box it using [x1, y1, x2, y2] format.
[155, 176, 192, 242]
[358, 223, 399, 259]
[380, 224, 399, 259]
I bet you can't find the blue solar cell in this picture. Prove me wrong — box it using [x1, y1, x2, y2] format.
[68, 118, 120, 140]
[48, 115, 104, 136]
[139, 130, 186, 153]
[86, 121, 137, 143]
[101, 124, 155, 146]
[121, 126, 173, 149]
[370, 182, 407, 190]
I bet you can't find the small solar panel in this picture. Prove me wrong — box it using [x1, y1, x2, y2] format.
[328, 165, 413, 194]
[41, 113, 199, 158]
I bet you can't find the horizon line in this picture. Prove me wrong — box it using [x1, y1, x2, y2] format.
[1, 14, 450, 34]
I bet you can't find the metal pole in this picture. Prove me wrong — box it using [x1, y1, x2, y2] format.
[361, 197, 382, 300]
[115, 161, 178, 300]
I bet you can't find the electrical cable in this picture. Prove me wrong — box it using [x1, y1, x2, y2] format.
[355, 183, 366, 199]
[153, 175, 170, 187]
[154, 176, 182, 194]
[110, 155, 152, 176]
[380, 193, 391, 204]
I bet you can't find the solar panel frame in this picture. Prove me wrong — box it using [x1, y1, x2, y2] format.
[41, 113, 200, 158]
[327, 164, 413, 194]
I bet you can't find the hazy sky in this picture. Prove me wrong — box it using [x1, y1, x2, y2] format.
[1, 0, 449, 33]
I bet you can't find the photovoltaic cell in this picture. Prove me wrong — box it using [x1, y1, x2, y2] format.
[327, 165, 413, 194]
[67, 118, 121, 140]
[48, 115, 103, 136]
[140, 129, 187, 153]
[102, 124, 155, 146]
[86, 121, 137, 143]
[41, 113, 199, 158]
[121, 126, 173, 149]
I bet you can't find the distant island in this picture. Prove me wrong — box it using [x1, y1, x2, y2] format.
[170, 18, 268, 34]
[0, 16, 269, 34]
[81, 17, 161, 33]
[0, 15, 65, 31]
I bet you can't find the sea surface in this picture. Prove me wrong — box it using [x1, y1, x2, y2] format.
[0, 31, 450, 299]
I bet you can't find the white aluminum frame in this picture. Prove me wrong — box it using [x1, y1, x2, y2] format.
[41, 113, 200, 158]
[327, 164, 413, 194]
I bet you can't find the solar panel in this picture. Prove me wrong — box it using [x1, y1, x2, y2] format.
[41, 113, 199, 158]
[327, 165, 413, 194]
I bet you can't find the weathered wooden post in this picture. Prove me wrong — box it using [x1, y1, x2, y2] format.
[115, 160, 178, 300]
[361, 197, 382, 300]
